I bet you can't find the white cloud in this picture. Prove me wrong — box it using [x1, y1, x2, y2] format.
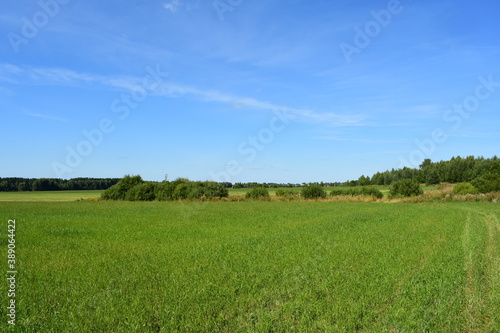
[2, 64, 366, 127]
[23, 110, 68, 122]
[163, 0, 182, 12]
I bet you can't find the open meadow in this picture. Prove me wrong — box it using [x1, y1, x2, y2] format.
[0, 192, 498, 332]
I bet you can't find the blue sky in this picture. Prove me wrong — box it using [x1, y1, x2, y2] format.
[1, 0, 499, 183]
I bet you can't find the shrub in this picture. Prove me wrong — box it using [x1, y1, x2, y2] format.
[102, 177, 229, 201]
[389, 179, 423, 197]
[177, 181, 229, 200]
[125, 182, 156, 201]
[155, 181, 176, 201]
[452, 182, 479, 195]
[101, 175, 144, 200]
[245, 187, 270, 199]
[173, 183, 191, 200]
[471, 173, 500, 193]
[197, 181, 229, 198]
[301, 184, 326, 199]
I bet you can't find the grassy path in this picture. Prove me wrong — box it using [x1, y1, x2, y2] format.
[460, 206, 500, 332]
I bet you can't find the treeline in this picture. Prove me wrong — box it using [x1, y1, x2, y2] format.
[101, 176, 228, 201]
[349, 156, 500, 189]
[0, 177, 120, 192]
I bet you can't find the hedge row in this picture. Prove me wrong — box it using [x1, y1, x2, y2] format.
[101, 176, 228, 201]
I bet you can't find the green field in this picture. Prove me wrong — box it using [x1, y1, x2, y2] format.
[1, 195, 499, 331]
[0, 190, 103, 202]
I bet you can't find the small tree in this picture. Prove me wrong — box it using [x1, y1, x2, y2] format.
[301, 184, 326, 199]
[245, 187, 270, 199]
[389, 179, 423, 197]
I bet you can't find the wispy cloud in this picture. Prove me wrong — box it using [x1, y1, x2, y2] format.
[23, 110, 68, 122]
[153, 83, 366, 126]
[316, 136, 406, 144]
[164, 0, 182, 12]
[1, 64, 365, 127]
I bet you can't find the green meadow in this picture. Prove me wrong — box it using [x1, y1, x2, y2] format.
[0, 194, 499, 332]
[0, 190, 104, 202]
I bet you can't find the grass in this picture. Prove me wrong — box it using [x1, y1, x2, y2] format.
[0, 190, 103, 202]
[0, 198, 499, 332]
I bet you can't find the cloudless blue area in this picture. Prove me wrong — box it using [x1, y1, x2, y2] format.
[1, 0, 499, 182]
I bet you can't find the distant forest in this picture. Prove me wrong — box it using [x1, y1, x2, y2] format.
[356, 155, 499, 186]
[0, 177, 120, 192]
[1, 155, 498, 192]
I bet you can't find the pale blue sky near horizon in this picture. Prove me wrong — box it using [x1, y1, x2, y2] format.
[1, 0, 499, 183]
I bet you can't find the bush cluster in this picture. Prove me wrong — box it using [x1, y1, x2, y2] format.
[301, 184, 326, 199]
[330, 187, 383, 199]
[452, 182, 479, 195]
[101, 176, 228, 201]
[101, 175, 144, 200]
[470, 173, 500, 193]
[389, 179, 423, 198]
[245, 187, 270, 199]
